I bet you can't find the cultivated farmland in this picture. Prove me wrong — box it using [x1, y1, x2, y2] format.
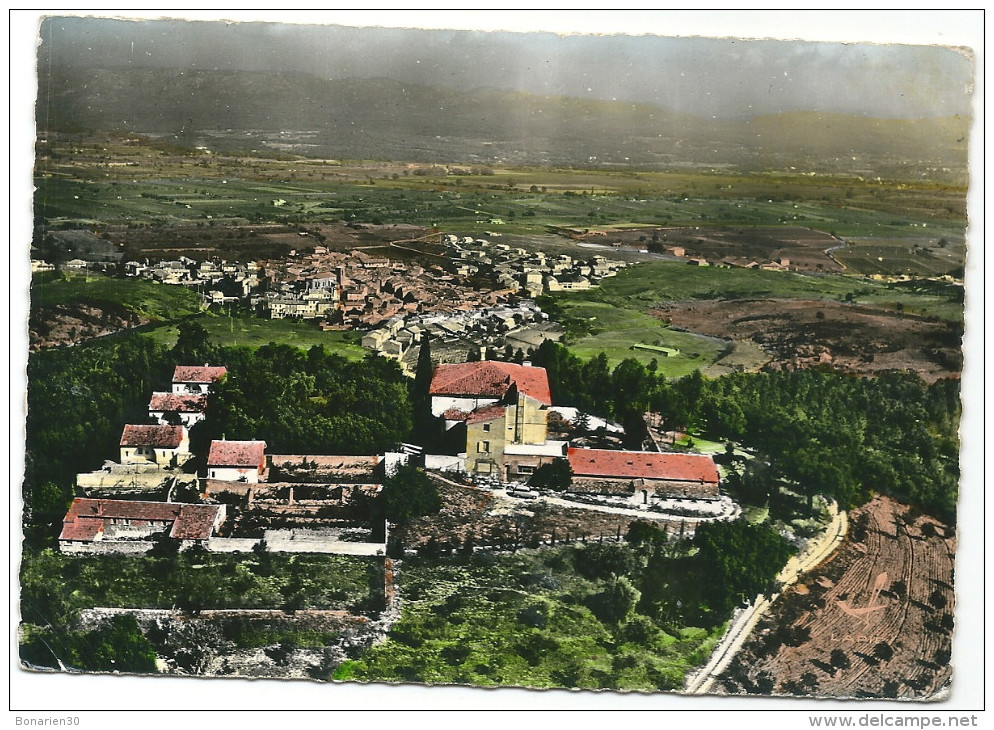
[717, 496, 956, 700]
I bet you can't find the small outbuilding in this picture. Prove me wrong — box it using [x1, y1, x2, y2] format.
[207, 440, 267, 483]
[119, 424, 190, 467]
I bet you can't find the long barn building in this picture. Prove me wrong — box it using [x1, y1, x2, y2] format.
[567, 447, 720, 503]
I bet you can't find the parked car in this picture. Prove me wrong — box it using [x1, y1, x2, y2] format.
[508, 488, 539, 499]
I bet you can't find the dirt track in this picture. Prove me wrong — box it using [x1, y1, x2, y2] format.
[395, 481, 717, 550]
[686, 502, 847, 695]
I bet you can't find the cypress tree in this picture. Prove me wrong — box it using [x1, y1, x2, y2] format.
[411, 336, 436, 449]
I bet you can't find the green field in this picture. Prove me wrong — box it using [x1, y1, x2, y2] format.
[835, 237, 966, 278]
[36, 133, 966, 250]
[36, 173, 967, 244]
[554, 260, 964, 323]
[336, 547, 726, 692]
[539, 258, 964, 371]
[144, 314, 368, 357]
[29, 275, 369, 357]
[31, 273, 204, 321]
[560, 301, 723, 376]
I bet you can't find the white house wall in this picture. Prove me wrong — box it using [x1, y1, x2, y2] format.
[208, 466, 261, 483]
[150, 411, 205, 428]
[430, 395, 499, 418]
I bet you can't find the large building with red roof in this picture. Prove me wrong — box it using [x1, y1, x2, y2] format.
[119, 424, 190, 467]
[429, 361, 552, 416]
[59, 498, 225, 554]
[429, 361, 552, 476]
[567, 447, 720, 501]
[207, 440, 267, 483]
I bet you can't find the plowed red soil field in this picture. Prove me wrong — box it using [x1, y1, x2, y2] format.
[717, 496, 956, 700]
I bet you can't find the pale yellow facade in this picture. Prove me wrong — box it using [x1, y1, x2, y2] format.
[465, 393, 549, 475]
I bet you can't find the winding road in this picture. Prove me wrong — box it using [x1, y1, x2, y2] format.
[684, 502, 849, 694]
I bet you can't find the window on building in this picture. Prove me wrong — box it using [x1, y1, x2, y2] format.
[477, 441, 490, 453]
[482, 423, 491, 432]
[517, 465, 536, 474]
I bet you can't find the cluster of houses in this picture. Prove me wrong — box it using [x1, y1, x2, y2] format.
[61, 364, 389, 556]
[123, 257, 258, 305]
[253, 246, 512, 329]
[360, 302, 558, 363]
[61, 364, 230, 554]
[37, 230, 636, 376]
[443, 235, 627, 298]
[677, 251, 793, 271]
[56, 229, 628, 332]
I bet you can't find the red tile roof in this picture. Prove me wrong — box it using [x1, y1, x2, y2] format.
[466, 404, 508, 425]
[173, 365, 228, 385]
[567, 448, 719, 483]
[429, 361, 551, 405]
[170, 504, 223, 540]
[148, 392, 208, 413]
[120, 424, 186, 448]
[59, 498, 222, 542]
[59, 515, 104, 542]
[207, 440, 267, 468]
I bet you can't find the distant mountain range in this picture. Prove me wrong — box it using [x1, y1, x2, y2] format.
[36, 65, 969, 180]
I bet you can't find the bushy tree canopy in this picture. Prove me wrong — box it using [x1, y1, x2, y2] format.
[528, 457, 573, 491]
[530, 341, 960, 519]
[382, 466, 442, 524]
[692, 520, 796, 618]
[204, 343, 412, 454]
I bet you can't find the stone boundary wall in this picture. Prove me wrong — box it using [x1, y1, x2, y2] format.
[59, 540, 154, 556]
[269, 455, 380, 468]
[208, 536, 386, 556]
[266, 455, 382, 482]
[570, 476, 719, 500]
[60, 536, 386, 556]
[75, 472, 179, 490]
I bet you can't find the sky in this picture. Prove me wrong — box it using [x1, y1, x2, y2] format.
[36, 13, 975, 120]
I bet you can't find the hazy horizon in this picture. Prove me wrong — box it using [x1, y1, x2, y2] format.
[38, 16, 974, 121]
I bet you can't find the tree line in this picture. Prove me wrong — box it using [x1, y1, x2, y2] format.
[196, 341, 411, 457]
[528, 340, 960, 520]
